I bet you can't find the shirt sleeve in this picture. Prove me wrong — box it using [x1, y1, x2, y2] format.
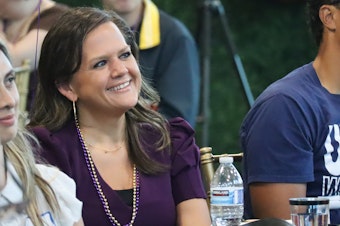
[36, 164, 83, 226]
[241, 94, 315, 184]
[168, 117, 207, 205]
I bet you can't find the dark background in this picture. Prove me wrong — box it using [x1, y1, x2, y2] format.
[55, 0, 316, 156]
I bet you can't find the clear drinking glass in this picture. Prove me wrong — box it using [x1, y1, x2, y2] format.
[289, 197, 329, 226]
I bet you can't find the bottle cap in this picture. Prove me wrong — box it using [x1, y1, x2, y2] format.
[219, 156, 234, 164]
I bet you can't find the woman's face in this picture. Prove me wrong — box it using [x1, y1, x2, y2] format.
[67, 21, 141, 118]
[0, 0, 35, 20]
[0, 50, 18, 144]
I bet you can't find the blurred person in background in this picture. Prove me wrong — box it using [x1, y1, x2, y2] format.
[102, 0, 201, 128]
[0, 0, 69, 112]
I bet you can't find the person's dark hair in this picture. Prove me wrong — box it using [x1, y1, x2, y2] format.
[28, 7, 171, 174]
[307, 0, 340, 46]
[0, 41, 10, 61]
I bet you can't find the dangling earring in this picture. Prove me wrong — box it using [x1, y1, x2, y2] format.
[73, 101, 78, 123]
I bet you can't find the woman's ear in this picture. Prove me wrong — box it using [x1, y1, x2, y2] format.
[56, 82, 78, 102]
[319, 5, 337, 32]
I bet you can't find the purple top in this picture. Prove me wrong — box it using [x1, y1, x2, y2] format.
[32, 117, 206, 226]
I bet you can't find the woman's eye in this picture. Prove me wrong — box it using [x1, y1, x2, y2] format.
[93, 60, 107, 69]
[5, 73, 16, 88]
[120, 51, 131, 59]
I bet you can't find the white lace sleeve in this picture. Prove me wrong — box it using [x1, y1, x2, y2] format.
[36, 164, 83, 226]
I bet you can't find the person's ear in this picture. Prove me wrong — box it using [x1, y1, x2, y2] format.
[56, 82, 78, 102]
[319, 5, 337, 32]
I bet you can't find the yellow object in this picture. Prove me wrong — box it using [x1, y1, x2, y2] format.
[139, 0, 160, 50]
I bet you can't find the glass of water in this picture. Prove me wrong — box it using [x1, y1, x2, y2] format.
[289, 197, 329, 226]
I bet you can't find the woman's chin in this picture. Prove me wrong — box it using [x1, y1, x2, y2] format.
[1, 126, 18, 144]
[124, 99, 139, 110]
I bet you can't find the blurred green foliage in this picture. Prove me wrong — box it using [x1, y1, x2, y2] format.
[55, 0, 316, 155]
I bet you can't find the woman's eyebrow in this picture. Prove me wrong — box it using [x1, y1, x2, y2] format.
[0, 69, 15, 85]
[88, 45, 131, 62]
[4, 69, 15, 78]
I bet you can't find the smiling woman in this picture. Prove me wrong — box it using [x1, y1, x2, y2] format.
[28, 6, 211, 226]
[60, 21, 141, 114]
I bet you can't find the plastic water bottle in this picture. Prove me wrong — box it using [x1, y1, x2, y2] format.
[210, 156, 244, 226]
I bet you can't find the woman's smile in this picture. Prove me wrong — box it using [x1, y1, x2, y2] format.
[107, 79, 131, 92]
[0, 114, 15, 127]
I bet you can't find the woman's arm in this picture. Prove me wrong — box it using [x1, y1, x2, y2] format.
[176, 198, 211, 226]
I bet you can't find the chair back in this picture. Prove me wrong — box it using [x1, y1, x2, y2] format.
[200, 146, 243, 208]
[14, 60, 31, 128]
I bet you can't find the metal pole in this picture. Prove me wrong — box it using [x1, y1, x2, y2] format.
[213, 0, 254, 107]
[198, 0, 254, 147]
[200, 0, 212, 147]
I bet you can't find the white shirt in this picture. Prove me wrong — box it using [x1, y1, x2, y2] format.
[0, 162, 82, 226]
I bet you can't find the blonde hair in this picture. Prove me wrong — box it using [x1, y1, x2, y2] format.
[4, 128, 59, 226]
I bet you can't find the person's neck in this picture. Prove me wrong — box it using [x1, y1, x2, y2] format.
[4, 17, 27, 42]
[118, 2, 144, 29]
[313, 40, 340, 94]
[78, 112, 126, 145]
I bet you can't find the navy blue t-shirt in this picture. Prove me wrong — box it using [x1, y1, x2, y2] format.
[240, 62, 340, 224]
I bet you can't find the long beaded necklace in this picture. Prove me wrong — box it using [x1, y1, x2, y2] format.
[75, 120, 140, 226]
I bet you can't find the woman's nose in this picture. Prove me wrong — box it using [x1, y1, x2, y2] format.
[109, 60, 128, 77]
[0, 86, 16, 110]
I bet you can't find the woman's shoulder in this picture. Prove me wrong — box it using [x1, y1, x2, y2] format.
[167, 117, 199, 158]
[139, 117, 194, 140]
[35, 164, 83, 225]
[30, 123, 79, 164]
[31, 122, 75, 142]
[168, 117, 195, 140]
[36, 164, 74, 187]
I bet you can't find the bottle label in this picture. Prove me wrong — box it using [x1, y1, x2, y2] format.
[210, 187, 243, 205]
